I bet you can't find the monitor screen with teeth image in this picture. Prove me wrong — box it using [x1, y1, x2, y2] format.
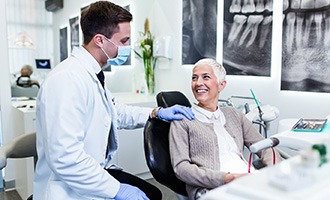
[223, 0, 273, 76]
[281, 0, 330, 93]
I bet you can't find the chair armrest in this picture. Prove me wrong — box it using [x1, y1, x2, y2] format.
[0, 132, 37, 169]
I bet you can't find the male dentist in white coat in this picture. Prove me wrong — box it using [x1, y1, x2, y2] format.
[33, 1, 194, 200]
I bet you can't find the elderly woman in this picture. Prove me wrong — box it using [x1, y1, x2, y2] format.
[16, 64, 40, 88]
[169, 58, 281, 200]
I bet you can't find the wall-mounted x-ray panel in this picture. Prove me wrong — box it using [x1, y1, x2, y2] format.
[281, 0, 330, 93]
[59, 27, 68, 62]
[182, 0, 217, 65]
[69, 16, 79, 52]
[223, 0, 273, 76]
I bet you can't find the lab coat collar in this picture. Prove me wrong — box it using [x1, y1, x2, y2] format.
[72, 46, 105, 87]
[72, 46, 102, 74]
[72, 46, 111, 110]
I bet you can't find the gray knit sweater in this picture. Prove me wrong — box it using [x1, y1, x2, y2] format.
[169, 106, 281, 200]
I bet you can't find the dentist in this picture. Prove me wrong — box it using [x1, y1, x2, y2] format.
[33, 1, 194, 200]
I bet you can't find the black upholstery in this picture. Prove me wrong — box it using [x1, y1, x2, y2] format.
[144, 91, 191, 196]
[156, 91, 191, 108]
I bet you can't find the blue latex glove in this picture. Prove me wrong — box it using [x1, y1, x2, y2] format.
[114, 183, 149, 200]
[157, 104, 195, 121]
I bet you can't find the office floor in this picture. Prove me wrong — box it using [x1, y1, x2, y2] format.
[0, 190, 21, 200]
[147, 178, 177, 200]
[0, 178, 177, 200]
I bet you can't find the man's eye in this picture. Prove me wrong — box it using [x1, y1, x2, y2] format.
[203, 75, 210, 79]
[192, 76, 198, 80]
[121, 38, 130, 44]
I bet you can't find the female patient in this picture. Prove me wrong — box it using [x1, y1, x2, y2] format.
[169, 58, 281, 199]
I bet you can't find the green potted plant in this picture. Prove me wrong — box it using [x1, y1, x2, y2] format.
[134, 18, 158, 94]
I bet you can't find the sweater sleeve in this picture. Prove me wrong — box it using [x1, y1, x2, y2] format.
[169, 119, 227, 189]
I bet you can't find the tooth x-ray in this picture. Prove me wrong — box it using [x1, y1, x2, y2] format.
[281, 0, 330, 93]
[182, 0, 217, 65]
[223, 0, 273, 76]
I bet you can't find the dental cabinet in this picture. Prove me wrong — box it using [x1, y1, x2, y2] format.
[200, 154, 330, 200]
[11, 93, 155, 199]
[200, 118, 330, 200]
[11, 99, 36, 200]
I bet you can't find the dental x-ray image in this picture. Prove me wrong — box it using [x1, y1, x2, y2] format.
[223, 0, 273, 76]
[182, 0, 217, 65]
[281, 0, 330, 93]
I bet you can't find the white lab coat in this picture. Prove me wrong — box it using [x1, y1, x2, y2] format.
[33, 47, 152, 200]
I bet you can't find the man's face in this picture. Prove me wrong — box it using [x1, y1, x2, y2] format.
[106, 22, 131, 58]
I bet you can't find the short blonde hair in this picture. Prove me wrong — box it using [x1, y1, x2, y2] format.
[194, 58, 226, 83]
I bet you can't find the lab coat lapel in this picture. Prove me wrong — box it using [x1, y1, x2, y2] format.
[72, 47, 118, 164]
[104, 90, 119, 161]
[72, 47, 112, 114]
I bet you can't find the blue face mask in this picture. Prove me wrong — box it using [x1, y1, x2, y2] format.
[101, 37, 131, 66]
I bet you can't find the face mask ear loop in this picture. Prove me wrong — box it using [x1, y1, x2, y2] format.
[104, 36, 119, 48]
[103, 37, 120, 58]
[101, 47, 111, 59]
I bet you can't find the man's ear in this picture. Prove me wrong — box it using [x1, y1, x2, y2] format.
[94, 34, 104, 47]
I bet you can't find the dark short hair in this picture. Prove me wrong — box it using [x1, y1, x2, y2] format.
[80, 1, 132, 44]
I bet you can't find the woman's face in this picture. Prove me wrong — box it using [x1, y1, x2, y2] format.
[191, 64, 225, 111]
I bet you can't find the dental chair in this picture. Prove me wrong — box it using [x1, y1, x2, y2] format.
[144, 91, 289, 199]
[11, 84, 39, 98]
[144, 91, 190, 200]
[0, 132, 36, 200]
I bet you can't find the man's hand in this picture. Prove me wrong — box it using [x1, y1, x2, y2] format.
[157, 105, 195, 121]
[114, 183, 149, 200]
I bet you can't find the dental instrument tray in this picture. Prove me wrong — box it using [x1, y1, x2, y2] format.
[292, 118, 327, 132]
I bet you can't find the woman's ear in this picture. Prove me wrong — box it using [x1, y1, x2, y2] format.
[221, 80, 227, 86]
[218, 80, 227, 92]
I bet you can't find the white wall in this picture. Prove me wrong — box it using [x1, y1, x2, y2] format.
[50, 0, 330, 134]
[6, 0, 53, 81]
[0, 0, 11, 142]
[0, 0, 17, 182]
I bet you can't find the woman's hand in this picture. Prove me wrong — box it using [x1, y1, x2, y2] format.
[224, 173, 247, 184]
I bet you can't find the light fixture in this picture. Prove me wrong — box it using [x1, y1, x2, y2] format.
[13, 32, 34, 47]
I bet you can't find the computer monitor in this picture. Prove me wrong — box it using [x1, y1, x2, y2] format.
[35, 59, 51, 69]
